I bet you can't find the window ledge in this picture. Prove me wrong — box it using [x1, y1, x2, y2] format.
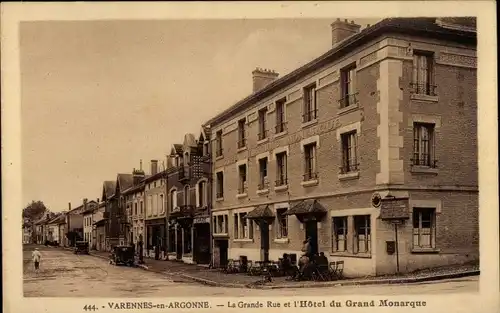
[337, 103, 359, 115]
[301, 179, 319, 187]
[411, 166, 439, 175]
[301, 119, 318, 129]
[216, 197, 224, 202]
[273, 131, 288, 139]
[236, 193, 248, 199]
[273, 238, 289, 244]
[257, 189, 269, 195]
[329, 252, 372, 259]
[233, 239, 254, 243]
[257, 138, 269, 145]
[237, 147, 247, 153]
[274, 185, 289, 192]
[410, 94, 439, 102]
[213, 233, 229, 238]
[411, 248, 440, 254]
[215, 155, 224, 161]
[338, 171, 360, 181]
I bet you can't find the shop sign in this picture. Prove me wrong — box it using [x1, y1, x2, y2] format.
[194, 216, 210, 224]
[380, 198, 410, 220]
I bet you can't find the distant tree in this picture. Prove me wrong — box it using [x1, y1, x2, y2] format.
[22, 200, 50, 221]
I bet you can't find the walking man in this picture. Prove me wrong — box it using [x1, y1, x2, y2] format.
[32, 247, 41, 272]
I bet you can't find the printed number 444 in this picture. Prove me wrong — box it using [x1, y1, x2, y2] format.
[83, 305, 98, 311]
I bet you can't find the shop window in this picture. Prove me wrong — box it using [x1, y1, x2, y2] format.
[332, 216, 348, 252]
[353, 215, 371, 254]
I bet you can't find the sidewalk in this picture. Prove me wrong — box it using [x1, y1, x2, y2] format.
[85, 247, 479, 289]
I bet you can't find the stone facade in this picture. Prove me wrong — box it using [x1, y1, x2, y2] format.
[205, 18, 478, 276]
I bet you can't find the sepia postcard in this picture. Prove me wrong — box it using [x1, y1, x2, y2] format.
[1, 1, 498, 313]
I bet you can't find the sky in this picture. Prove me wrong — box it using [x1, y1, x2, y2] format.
[20, 18, 379, 212]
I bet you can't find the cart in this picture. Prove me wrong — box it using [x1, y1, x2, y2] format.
[74, 241, 89, 255]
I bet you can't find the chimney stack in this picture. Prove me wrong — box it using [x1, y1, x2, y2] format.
[330, 18, 361, 46]
[68, 202, 71, 211]
[151, 160, 158, 175]
[252, 68, 279, 93]
[97, 198, 100, 203]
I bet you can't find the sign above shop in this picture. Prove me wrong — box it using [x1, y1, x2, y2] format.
[380, 197, 410, 220]
[194, 216, 210, 224]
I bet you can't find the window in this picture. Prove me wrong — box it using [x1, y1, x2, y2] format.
[160, 194, 164, 214]
[234, 212, 253, 239]
[170, 190, 177, 210]
[303, 143, 317, 181]
[238, 164, 247, 194]
[341, 131, 358, 173]
[154, 182, 156, 188]
[276, 208, 288, 238]
[215, 130, 223, 157]
[237, 119, 246, 149]
[413, 208, 436, 249]
[413, 123, 436, 167]
[258, 158, 268, 190]
[213, 215, 228, 234]
[184, 152, 190, 166]
[332, 217, 348, 252]
[275, 152, 288, 187]
[216, 172, 224, 198]
[198, 180, 206, 207]
[353, 215, 371, 254]
[275, 98, 287, 133]
[339, 64, 358, 108]
[258, 107, 268, 140]
[183, 185, 189, 206]
[148, 195, 153, 216]
[134, 202, 138, 215]
[411, 52, 436, 96]
[140, 201, 144, 214]
[303, 84, 317, 123]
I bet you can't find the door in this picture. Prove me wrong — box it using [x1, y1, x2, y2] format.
[194, 223, 211, 264]
[218, 240, 229, 268]
[176, 227, 183, 259]
[259, 220, 270, 262]
[305, 220, 319, 255]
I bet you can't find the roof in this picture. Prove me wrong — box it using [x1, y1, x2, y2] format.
[93, 218, 107, 227]
[203, 17, 476, 128]
[47, 214, 66, 225]
[172, 144, 183, 155]
[286, 199, 327, 216]
[246, 205, 275, 220]
[103, 181, 116, 199]
[122, 182, 146, 195]
[143, 169, 167, 183]
[117, 173, 134, 193]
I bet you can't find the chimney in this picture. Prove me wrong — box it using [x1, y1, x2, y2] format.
[331, 18, 361, 46]
[68, 202, 71, 211]
[151, 160, 158, 175]
[97, 198, 100, 203]
[252, 68, 279, 93]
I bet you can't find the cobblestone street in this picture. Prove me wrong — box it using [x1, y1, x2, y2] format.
[23, 245, 479, 297]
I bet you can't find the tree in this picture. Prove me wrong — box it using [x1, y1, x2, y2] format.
[22, 200, 49, 221]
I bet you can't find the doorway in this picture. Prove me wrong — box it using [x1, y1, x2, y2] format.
[193, 223, 211, 264]
[305, 220, 319, 255]
[217, 239, 229, 268]
[176, 227, 183, 260]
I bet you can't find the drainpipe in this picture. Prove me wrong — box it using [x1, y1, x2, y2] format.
[394, 221, 400, 274]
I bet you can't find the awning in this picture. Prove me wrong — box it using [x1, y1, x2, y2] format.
[286, 199, 327, 216]
[245, 205, 275, 220]
[93, 219, 107, 227]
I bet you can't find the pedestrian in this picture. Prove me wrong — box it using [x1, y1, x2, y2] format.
[32, 247, 42, 272]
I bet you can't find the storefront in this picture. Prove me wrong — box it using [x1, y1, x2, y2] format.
[169, 205, 195, 264]
[193, 215, 211, 265]
[145, 218, 166, 260]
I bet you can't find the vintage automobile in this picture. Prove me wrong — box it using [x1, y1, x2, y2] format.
[109, 245, 136, 266]
[74, 241, 89, 255]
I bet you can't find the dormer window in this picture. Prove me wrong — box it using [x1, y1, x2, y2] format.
[184, 152, 190, 166]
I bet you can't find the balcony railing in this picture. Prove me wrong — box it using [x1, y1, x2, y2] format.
[303, 171, 318, 181]
[275, 176, 288, 187]
[258, 130, 268, 141]
[302, 109, 318, 123]
[275, 122, 287, 134]
[411, 157, 438, 168]
[338, 92, 359, 109]
[237, 138, 246, 149]
[339, 163, 360, 174]
[410, 82, 437, 96]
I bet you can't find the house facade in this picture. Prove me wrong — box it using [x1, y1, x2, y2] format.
[58, 213, 68, 247]
[22, 220, 33, 244]
[123, 164, 146, 251]
[65, 201, 89, 246]
[115, 174, 134, 246]
[93, 202, 107, 251]
[82, 199, 99, 247]
[166, 133, 212, 265]
[144, 160, 167, 260]
[204, 18, 478, 276]
[102, 180, 117, 251]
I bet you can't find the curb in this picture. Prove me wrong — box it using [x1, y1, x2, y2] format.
[84, 249, 479, 289]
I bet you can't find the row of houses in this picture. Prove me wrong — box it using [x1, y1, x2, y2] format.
[24, 17, 479, 277]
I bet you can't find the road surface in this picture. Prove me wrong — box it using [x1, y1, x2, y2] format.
[23, 245, 479, 297]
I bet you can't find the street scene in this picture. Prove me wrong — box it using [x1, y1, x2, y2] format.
[24, 245, 478, 297]
[19, 16, 480, 298]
